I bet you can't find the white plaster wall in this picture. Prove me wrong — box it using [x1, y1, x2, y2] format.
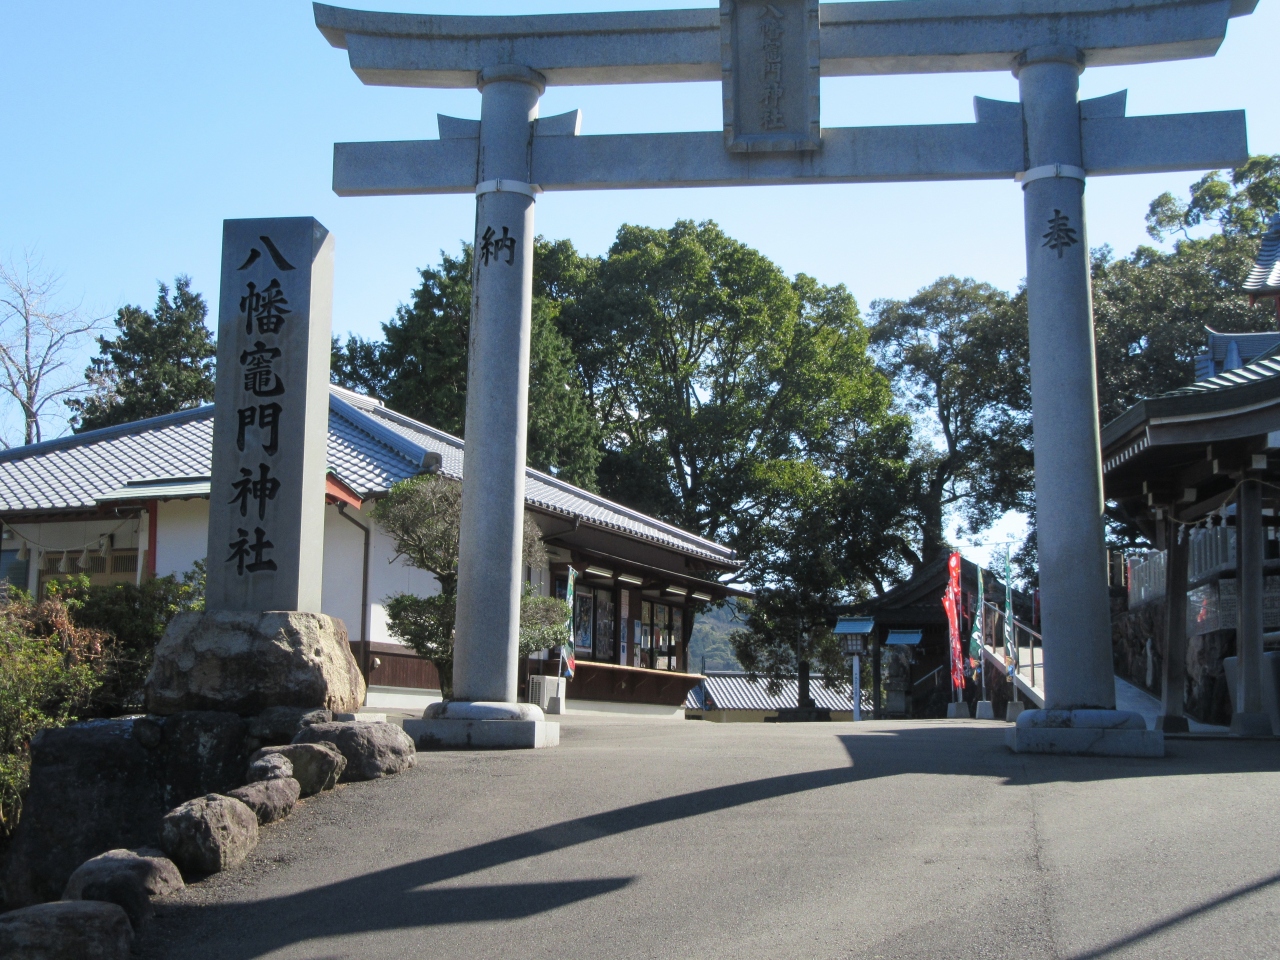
[322, 503, 366, 641]
[367, 518, 439, 646]
[155, 499, 209, 578]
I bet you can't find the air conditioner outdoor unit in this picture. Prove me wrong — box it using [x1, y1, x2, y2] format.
[528, 675, 566, 713]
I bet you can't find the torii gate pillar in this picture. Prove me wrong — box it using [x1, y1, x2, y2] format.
[1007, 47, 1162, 755]
[453, 65, 543, 705]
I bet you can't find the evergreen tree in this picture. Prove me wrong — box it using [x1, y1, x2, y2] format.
[332, 243, 602, 489]
[68, 276, 215, 432]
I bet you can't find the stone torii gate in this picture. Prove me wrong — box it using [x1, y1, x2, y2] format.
[315, 0, 1258, 754]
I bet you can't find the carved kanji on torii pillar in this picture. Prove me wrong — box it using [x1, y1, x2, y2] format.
[315, 0, 1260, 754]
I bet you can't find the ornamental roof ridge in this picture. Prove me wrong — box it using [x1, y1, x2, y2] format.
[1243, 212, 1280, 297]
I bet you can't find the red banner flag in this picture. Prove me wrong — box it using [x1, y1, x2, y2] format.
[945, 552, 964, 693]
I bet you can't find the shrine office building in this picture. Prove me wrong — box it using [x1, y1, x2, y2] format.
[0, 386, 740, 715]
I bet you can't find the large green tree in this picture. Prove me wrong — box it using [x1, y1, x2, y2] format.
[869, 277, 1033, 568]
[332, 243, 602, 488]
[1092, 155, 1280, 425]
[558, 221, 914, 691]
[68, 277, 215, 432]
[563, 221, 904, 547]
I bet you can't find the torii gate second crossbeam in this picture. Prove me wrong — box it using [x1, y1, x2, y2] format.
[315, 0, 1259, 755]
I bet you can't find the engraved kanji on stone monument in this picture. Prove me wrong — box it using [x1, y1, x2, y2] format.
[206, 217, 334, 613]
[720, 0, 820, 153]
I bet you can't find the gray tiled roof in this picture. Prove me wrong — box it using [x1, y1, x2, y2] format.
[686, 672, 857, 712]
[0, 386, 736, 565]
[1244, 214, 1280, 297]
[1160, 355, 1280, 397]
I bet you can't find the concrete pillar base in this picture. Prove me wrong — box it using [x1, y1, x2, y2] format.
[946, 701, 970, 719]
[974, 701, 996, 720]
[1229, 712, 1273, 738]
[403, 701, 559, 749]
[1006, 702, 1026, 723]
[1157, 714, 1189, 734]
[1006, 709, 1164, 757]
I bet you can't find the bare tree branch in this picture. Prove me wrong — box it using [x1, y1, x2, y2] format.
[0, 252, 106, 446]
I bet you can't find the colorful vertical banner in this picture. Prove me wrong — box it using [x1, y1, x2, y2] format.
[969, 565, 984, 665]
[562, 567, 577, 678]
[944, 552, 964, 695]
[1004, 547, 1016, 677]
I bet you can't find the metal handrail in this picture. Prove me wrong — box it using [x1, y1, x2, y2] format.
[982, 600, 1043, 691]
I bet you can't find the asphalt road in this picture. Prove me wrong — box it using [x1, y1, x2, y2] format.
[138, 716, 1280, 960]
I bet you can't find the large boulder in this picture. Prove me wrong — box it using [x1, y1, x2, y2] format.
[160, 795, 258, 877]
[154, 711, 251, 808]
[293, 721, 417, 782]
[145, 610, 365, 716]
[247, 753, 292, 782]
[61, 848, 182, 930]
[0, 900, 133, 960]
[248, 706, 332, 746]
[1, 720, 167, 908]
[250, 743, 345, 797]
[226, 778, 301, 824]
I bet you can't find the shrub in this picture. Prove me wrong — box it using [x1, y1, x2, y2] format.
[0, 593, 104, 843]
[47, 562, 205, 715]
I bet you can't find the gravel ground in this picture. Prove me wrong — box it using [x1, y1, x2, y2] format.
[137, 715, 1280, 960]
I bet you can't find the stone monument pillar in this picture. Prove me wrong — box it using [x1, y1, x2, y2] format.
[1008, 48, 1160, 756]
[145, 218, 365, 717]
[406, 67, 559, 749]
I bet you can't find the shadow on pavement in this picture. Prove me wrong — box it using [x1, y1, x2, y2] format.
[140, 724, 1280, 959]
[1065, 869, 1280, 959]
[833, 724, 1280, 786]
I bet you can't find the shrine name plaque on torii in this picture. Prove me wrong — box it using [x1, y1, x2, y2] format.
[315, 0, 1259, 755]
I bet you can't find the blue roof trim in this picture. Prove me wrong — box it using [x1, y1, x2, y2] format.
[835, 617, 875, 634]
[0, 404, 213, 465]
[886, 630, 923, 645]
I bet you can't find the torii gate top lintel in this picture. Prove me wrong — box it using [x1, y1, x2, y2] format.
[314, 0, 1258, 89]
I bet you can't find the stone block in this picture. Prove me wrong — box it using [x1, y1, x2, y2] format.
[404, 717, 559, 749]
[1006, 701, 1026, 723]
[946, 701, 970, 719]
[292, 721, 416, 781]
[248, 706, 332, 746]
[404, 701, 558, 750]
[0, 900, 132, 960]
[145, 610, 365, 716]
[155, 711, 251, 808]
[1, 720, 167, 908]
[1007, 709, 1164, 757]
[226, 778, 301, 824]
[250, 743, 345, 797]
[160, 795, 259, 877]
[62, 848, 182, 930]
[247, 754, 293, 782]
[975, 701, 996, 721]
[63, 848, 183, 900]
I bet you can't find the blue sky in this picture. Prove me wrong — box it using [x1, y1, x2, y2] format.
[2, 0, 1276, 556]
